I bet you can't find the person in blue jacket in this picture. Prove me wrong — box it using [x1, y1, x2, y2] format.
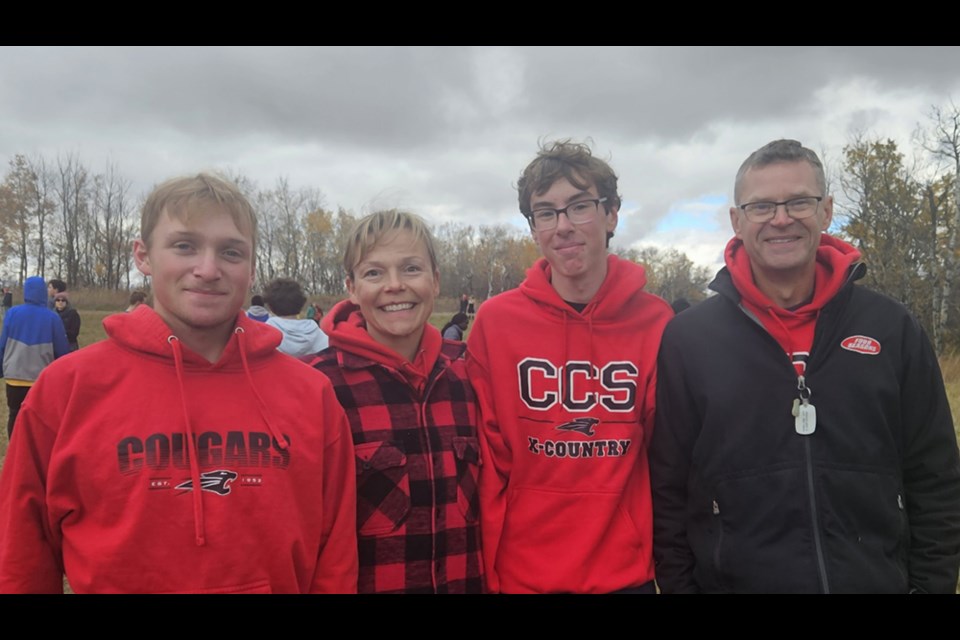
[0, 276, 70, 437]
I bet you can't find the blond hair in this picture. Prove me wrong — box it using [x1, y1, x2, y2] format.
[140, 173, 258, 250]
[343, 209, 438, 279]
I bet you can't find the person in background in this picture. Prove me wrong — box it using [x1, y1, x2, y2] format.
[0, 276, 69, 438]
[246, 294, 270, 322]
[53, 293, 81, 352]
[263, 278, 328, 357]
[47, 278, 66, 310]
[310, 209, 484, 593]
[1, 287, 12, 320]
[306, 301, 320, 323]
[126, 290, 147, 312]
[440, 312, 469, 341]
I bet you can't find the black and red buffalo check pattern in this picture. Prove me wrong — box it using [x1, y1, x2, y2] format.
[311, 341, 484, 593]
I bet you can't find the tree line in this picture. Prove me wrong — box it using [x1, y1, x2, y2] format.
[3, 99, 959, 352]
[0, 158, 711, 308]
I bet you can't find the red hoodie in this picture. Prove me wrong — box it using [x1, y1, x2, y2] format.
[0, 306, 358, 593]
[725, 234, 862, 376]
[466, 254, 673, 593]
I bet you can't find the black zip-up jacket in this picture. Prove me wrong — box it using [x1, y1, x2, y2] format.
[651, 265, 960, 593]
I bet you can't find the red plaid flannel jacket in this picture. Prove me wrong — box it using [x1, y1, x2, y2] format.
[311, 339, 484, 593]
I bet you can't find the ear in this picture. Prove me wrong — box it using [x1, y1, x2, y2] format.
[730, 206, 744, 238]
[133, 239, 152, 276]
[605, 204, 619, 236]
[433, 269, 441, 298]
[820, 195, 834, 231]
[346, 276, 358, 305]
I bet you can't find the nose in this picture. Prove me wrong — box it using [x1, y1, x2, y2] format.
[554, 210, 575, 233]
[384, 268, 405, 291]
[769, 203, 793, 226]
[193, 249, 221, 280]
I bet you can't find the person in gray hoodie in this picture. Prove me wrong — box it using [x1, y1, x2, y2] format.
[263, 278, 328, 357]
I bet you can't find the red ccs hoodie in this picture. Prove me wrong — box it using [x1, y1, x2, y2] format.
[466, 254, 673, 593]
[0, 306, 358, 593]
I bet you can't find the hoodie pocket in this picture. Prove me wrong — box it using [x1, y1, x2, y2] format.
[355, 441, 410, 536]
[453, 436, 481, 523]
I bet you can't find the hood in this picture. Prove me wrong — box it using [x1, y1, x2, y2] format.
[104, 305, 282, 368]
[514, 254, 670, 423]
[24, 276, 47, 306]
[518, 254, 651, 324]
[723, 233, 862, 314]
[266, 316, 328, 357]
[268, 317, 323, 340]
[720, 233, 862, 376]
[321, 298, 442, 393]
[246, 305, 269, 317]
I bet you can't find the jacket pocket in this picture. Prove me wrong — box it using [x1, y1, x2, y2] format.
[452, 436, 481, 523]
[354, 441, 410, 536]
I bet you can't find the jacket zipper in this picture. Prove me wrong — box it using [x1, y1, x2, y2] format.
[712, 499, 725, 591]
[804, 437, 830, 593]
[736, 295, 843, 593]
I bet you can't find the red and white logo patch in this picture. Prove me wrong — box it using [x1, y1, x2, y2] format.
[841, 335, 881, 355]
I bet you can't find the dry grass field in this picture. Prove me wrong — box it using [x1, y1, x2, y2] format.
[0, 303, 955, 593]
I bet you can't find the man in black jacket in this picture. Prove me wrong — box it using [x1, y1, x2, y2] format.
[650, 139, 960, 593]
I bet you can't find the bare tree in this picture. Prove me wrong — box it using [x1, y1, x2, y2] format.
[28, 156, 55, 277]
[54, 153, 91, 286]
[90, 163, 134, 289]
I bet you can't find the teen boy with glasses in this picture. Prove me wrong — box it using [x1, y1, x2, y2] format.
[466, 140, 673, 593]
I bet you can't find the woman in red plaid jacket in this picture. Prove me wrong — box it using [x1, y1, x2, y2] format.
[310, 210, 484, 593]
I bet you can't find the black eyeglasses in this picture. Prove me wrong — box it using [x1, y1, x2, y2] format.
[737, 196, 823, 223]
[528, 197, 607, 231]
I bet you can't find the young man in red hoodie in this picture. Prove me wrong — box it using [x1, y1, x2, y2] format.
[466, 140, 673, 593]
[651, 139, 960, 593]
[0, 173, 358, 594]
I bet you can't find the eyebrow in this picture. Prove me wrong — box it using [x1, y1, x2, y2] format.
[167, 231, 250, 246]
[531, 190, 595, 210]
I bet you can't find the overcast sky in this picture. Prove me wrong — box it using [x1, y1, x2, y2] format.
[3, 46, 959, 274]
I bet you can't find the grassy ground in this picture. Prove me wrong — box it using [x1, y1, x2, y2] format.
[0, 307, 956, 592]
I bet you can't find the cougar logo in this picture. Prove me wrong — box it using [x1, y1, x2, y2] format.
[556, 417, 600, 436]
[175, 470, 239, 496]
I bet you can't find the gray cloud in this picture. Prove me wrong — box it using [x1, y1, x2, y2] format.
[2, 46, 959, 269]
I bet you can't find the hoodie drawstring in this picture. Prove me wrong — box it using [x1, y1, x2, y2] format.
[169, 336, 206, 547]
[167, 328, 290, 548]
[235, 328, 289, 451]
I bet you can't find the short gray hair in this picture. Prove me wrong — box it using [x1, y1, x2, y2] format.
[734, 139, 826, 203]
